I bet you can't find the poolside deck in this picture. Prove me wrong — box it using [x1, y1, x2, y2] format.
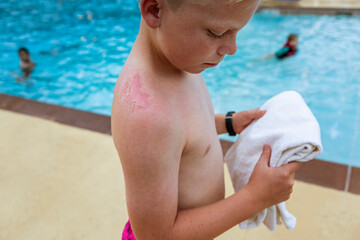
[1, 95, 360, 239]
[259, 0, 360, 14]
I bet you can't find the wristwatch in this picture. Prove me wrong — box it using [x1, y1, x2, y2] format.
[225, 111, 236, 136]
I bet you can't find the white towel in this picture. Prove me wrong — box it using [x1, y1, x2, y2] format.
[224, 91, 323, 231]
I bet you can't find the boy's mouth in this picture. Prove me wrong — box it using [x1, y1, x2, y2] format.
[204, 63, 218, 67]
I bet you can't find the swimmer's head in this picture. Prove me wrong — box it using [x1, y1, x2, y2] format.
[18, 47, 31, 61]
[287, 34, 298, 47]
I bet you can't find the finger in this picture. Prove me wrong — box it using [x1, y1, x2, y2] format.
[258, 144, 272, 166]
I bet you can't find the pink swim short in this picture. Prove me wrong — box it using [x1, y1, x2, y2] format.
[122, 220, 136, 240]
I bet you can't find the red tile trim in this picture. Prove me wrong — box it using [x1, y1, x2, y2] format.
[0, 94, 111, 135]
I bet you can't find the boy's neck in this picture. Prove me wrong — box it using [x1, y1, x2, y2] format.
[134, 21, 188, 78]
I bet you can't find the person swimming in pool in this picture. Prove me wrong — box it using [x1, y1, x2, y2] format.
[18, 47, 36, 78]
[264, 34, 299, 59]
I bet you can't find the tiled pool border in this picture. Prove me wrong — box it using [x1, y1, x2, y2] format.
[258, 8, 360, 15]
[1, 93, 359, 194]
[258, 1, 360, 15]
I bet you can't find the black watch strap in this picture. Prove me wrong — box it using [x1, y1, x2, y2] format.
[225, 111, 236, 136]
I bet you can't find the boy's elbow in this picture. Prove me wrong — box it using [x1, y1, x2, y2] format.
[134, 226, 186, 240]
[131, 220, 176, 240]
[135, 231, 172, 240]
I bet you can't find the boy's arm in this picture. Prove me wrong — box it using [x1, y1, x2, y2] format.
[113, 106, 300, 240]
[112, 105, 183, 239]
[170, 145, 300, 239]
[215, 108, 265, 135]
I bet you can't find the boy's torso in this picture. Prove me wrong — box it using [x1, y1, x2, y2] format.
[113, 56, 225, 210]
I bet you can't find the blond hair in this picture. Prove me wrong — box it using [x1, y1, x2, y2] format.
[172, 0, 246, 7]
[138, 0, 246, 10]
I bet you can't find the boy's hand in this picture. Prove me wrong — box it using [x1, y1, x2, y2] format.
[232, 108, 266, 134]
[245, 145, 302, 209]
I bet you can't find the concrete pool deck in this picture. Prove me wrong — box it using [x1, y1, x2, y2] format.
[259, 0, 360, 14]
[1, 94, 360, 240]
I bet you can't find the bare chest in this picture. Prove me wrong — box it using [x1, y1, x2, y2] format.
[172, 80, 225, 210]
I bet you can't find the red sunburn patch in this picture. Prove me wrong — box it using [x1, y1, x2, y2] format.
[122, 73, 151, 113]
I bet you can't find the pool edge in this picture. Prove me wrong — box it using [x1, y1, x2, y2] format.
[259, 0, 360, 15]
[1, 93, 359, 195]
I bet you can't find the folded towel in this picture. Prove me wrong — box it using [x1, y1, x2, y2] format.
[224, 91, 323, 231]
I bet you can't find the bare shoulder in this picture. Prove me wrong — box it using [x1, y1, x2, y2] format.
[111, 69, 185, 160]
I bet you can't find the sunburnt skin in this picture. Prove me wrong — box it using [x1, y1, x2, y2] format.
[121, 73, 151, 113]
[112, 0, 302, 239]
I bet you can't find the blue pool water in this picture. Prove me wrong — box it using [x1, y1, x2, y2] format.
[1, 0, 360, 167]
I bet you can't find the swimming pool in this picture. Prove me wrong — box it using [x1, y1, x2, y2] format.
[1, 0, 360, 167]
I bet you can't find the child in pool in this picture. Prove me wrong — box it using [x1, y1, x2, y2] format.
[111, 1, 302, 239]
[18, 47, 35, 77]
[265, 34, 299, 59]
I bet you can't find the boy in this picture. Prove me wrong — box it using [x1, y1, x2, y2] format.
[111, 0, 302, 239]
[18, 47, 36, 77]
[265, 34, 299, 59]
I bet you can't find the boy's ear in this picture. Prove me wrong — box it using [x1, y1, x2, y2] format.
[140, 0, 162, 28]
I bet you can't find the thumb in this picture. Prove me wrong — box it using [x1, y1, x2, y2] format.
[246, 108, 266, 119]
[257, 144, 272, 167]
[255, 108, 266, 119]
[282, 161, 303, 173]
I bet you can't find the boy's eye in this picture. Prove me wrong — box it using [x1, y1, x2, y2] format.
[207, 30, 224, 39]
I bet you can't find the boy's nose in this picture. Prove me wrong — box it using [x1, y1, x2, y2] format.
[217, 36, 237, 56]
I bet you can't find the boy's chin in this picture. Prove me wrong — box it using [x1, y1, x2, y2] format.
[182, 66, 210, 74]
[186, 69, 206, 74]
